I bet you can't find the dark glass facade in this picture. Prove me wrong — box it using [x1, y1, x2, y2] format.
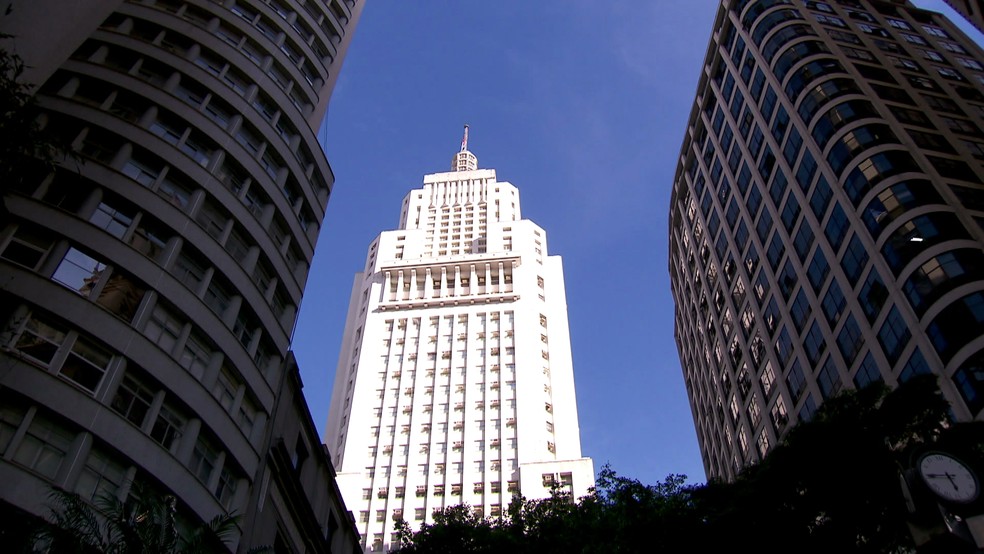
[670, 0, 984, 481]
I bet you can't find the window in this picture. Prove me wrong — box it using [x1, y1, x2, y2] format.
[12, 314, 113, 394]
[770, 396, 788, 435]
[781, 359, 805, 405]
[1, 225, 54, 270]
[150, 403, 184, 450]
[53, 248, 106, 295]
[774, 328, 794, 366]
[191, 435, 220, 484]
[179, 332, 211, 379]
[13, 315, 66, 366]
[58, 336, 112, 393]
[111, 373, 155, 427]
[760, 362, 776, 397]
[90, 199, 136, 239]
[900, 348, 931, 383]
[840, 234, 869, 282]
[13, 414, 75, 479]
[859, 270, 888, 323]
[878, 306, 911, 364]
[75, 447, 127, 502]
[817, 357, 842, 400]
[837, 315, 864, 365]
[854, 352, 883, 390]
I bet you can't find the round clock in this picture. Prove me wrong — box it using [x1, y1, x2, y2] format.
[917, 451, 980, 504]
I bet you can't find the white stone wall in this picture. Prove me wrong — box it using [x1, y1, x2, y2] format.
[325, 154, 593, 553]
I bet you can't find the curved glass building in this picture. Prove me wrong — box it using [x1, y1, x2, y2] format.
[0, 0, 362, 550]
[670, 0, 984, 482]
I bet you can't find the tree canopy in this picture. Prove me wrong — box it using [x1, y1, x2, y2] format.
[394, 376, 984, 554]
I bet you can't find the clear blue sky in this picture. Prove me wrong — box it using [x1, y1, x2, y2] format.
[294, 0, 980, 487]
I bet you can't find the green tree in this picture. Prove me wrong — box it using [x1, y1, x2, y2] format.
[0, 36, 69, 223]
[27, 484, 259, 554]
[391, 376, 977, 553]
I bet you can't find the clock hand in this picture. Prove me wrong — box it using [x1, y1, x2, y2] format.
[944, 472, 958, 490]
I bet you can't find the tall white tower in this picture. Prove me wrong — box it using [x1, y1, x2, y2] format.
[324, 128, 594, 553]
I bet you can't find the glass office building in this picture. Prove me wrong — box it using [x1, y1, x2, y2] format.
[670, 0, 984, 482]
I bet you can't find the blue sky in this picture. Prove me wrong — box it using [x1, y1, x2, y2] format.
[295, 0, 980, 487]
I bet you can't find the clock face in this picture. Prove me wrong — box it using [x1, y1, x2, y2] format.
[918, 453, 980, 504]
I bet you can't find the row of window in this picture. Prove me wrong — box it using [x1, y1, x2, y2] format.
[59, 36, 325, 249]
[1, 389, 241, 511]
[682, 0, 984, 476]
[2, 216, 282, 379]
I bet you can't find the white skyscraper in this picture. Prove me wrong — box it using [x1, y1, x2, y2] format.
[324, 128, 594, 553]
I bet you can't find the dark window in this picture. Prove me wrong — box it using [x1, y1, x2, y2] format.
[804, 322, 826, 365]
[807, 249, 829, 292]
[757, 208, 774, 244]
[764, 297, 781, 335]
[769, 172, 788, 208]
[837, 314, 864, 365]
[878, 306, 911, 365]
[735, 219, 750, 252]
[786, 360, 807, 403]
[859, 269, 888, 323]
[822, 281, 846, 326]
[825, 203, 849, 247]
[844, 150, 919, 206]
[793, 223, 814, 261]
[854, 352, 883, 389]
[781, 196, 799, 235]
[899, 348, 931, 383]
[778, 261, 797, 301]
[775, 327, 794, 365]
[766, 233, 785, 270]
[952, 353, 984, 415]
[903, 249, 984, 316]
[817, 357, 842, 399]
[861, 180, 942, 238]
[926, 292, 984, 363]
[790, 289, 813, 333]
[748, 186, 763, 218]
[881, 213, 969, 275]
[810, 176, 832, 219]
[795, 150, 817, 195]
[840, 234, 869, 282]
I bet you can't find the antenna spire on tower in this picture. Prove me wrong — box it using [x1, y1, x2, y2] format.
[460, 124, 469, 152]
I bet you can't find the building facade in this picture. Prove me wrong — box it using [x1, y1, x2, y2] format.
[0, 0, 363, 551]
[669, 0, 984, 482]
[325, 131, 594, 553]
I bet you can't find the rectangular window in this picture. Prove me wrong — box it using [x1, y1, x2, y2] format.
[58, 336, 112, 393]
[1, 225, 54, 270]
[53, 248, 106, 296]
[75, 447, 127, 502]
[837, 315, 864, 365]
[13, 415, 74, 479]
[111, 373, 154, 427]
[14, 315, 66, 366]
[190, 436, 219, 484]
[151, 404, 184, 450]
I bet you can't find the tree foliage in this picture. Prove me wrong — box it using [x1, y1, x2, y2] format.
[393, 377, 982, 553]
[0, 35, 68, 223]
[26, 483, 258, 554]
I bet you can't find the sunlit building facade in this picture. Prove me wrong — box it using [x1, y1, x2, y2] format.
[670, 0, 984, 482]
[0, 0, 363, 551]
[325, 131, 595, 553]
